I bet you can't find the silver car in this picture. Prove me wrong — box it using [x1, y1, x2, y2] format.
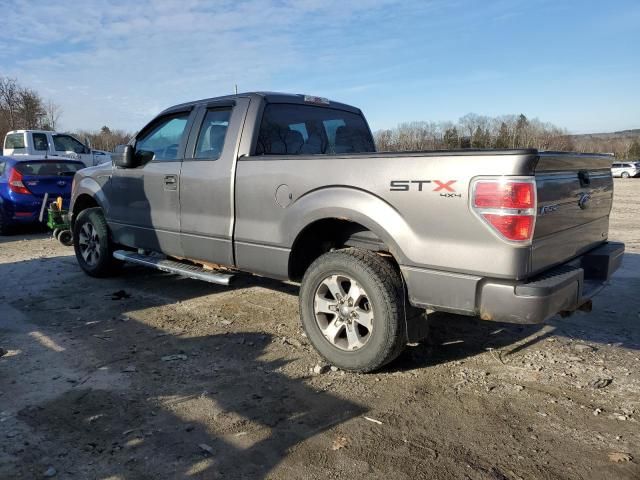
[612, 162, 640, 178]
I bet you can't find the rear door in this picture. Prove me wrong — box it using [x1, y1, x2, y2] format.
[109, 111, 193, 257]
[179, 98, 250, 265]
[532, 153, 614, 274]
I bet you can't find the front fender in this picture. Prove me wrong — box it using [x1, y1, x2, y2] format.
[70, 173, 112, 222]
[283, 186, 414, 264]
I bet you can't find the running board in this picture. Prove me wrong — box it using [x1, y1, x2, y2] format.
[113, 250, 234, 285]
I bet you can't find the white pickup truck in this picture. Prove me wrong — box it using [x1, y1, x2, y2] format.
[3, 130, 111, 168]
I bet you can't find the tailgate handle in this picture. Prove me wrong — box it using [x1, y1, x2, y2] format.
[578, 170, 590, 187]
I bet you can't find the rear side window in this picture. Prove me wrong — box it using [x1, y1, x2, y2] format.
[33, 133, 49, 151]
[15, 161, 84, 176]
[136, 113, 190, 162]
[193, 109, 231, 159]
[255, 104, 375, 155]
[5, 133, 25, 150]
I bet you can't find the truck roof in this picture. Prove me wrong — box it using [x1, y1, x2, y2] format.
[6, 129, 55, 134]
[159, 92, 362, 117]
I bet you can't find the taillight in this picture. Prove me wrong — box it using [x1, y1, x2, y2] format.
[472, 179, 536, 243]
[8, 168, 31, 195]
[474, 182, 534, 209]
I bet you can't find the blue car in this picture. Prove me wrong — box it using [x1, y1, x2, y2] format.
[0, 156, 85, 235]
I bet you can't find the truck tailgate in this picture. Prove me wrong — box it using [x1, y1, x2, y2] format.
[531, 152, 614, 275]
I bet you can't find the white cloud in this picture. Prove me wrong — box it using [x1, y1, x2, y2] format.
[0, 0, 410, 131]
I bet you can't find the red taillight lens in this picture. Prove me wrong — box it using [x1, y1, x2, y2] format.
[474, 182, 534, 209]
[482, 214, 534, 242]
[8, 168, 31, 195]
[472, 178, 536, 243]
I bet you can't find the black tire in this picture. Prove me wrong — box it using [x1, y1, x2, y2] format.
[621, 172, 630, 179]
[52, 228, 61, 240]
[299, 248, 407, 372]
[58, 230, 73, 247]
[73, 207, 121, 277]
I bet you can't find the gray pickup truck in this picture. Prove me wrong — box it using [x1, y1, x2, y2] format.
[70, 92, 624, 371]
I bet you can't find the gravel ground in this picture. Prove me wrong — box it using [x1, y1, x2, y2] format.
[1, 179, 639, 480]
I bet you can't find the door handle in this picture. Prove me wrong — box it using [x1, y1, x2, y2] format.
[164, 175, 178, 190]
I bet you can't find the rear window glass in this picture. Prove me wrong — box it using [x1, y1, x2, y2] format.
[255, 104, 375, 155]
[15, 162, 84, 176]
[5, 133, 25, 150]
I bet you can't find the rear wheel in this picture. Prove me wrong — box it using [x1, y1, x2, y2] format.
[621, 172, 630, 178]
[299, 248, 406, 372]
[73, 208, 121, 277]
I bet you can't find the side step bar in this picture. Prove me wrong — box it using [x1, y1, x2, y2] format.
[113, 250, 234, 285]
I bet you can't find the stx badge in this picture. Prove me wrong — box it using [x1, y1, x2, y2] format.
[390, 180, 460, 197]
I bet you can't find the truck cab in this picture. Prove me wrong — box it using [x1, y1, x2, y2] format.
[3, 130, 111, 168]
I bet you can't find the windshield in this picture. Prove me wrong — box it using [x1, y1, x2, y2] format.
[15, 161, 84, 176]
[255, 103, 375, 155]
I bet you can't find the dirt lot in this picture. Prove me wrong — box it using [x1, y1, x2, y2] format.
[1, 180, 639, 480]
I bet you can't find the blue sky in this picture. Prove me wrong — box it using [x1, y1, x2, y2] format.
[0, 0, 638, 134]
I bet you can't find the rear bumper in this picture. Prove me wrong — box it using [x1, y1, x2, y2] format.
[402, 241, 625, 324]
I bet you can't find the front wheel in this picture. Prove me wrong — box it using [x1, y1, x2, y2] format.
[299, 248, 407, 372]
[621, 172, 630, 178]
[73, 208, 121, 277]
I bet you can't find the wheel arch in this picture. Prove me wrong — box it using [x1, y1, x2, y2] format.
[70, 177, 110, 229]
[285, 187, 412, 281]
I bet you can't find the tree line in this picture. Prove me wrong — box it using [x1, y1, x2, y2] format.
[374, 113, 640, 159]
[2, 75, 638, 158]
[0, 76, 61, 135]
[0, 76, 131, 152]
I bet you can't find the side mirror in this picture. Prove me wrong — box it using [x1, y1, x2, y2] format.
[113, 145, 135, 168]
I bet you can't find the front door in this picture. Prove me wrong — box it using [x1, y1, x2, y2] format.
[51, 133, 93, 166]
[109, 112, 191, 256]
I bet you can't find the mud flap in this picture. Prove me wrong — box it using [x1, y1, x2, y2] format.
[406, 307, 429, 342]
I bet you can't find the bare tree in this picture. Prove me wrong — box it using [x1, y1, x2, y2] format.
[0, 77, 20, 130]
[43, 99, 62, 130]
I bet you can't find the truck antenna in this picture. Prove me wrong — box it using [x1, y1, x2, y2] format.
[234, 84, 238, 95]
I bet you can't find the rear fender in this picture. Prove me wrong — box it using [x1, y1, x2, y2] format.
[283, 187, 413, 264]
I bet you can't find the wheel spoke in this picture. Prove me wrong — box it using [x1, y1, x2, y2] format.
[322, 318, 345, 344]
[315, 296, 337, 314]
[78, 233, 89, 246]
[345, 324, 364, 350]
[347, 281, 365, 304]
[81, 247, 90, 261]
[323, 275, 346, 300]
[81, 224, 91, 238]
[354, 308, 373, 331]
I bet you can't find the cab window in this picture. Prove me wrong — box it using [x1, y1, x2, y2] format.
[136, 113, 190, 162]
[255, 104, 375, 155]
[193, 109, 231, 160]
[53, 134, 86, 154]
